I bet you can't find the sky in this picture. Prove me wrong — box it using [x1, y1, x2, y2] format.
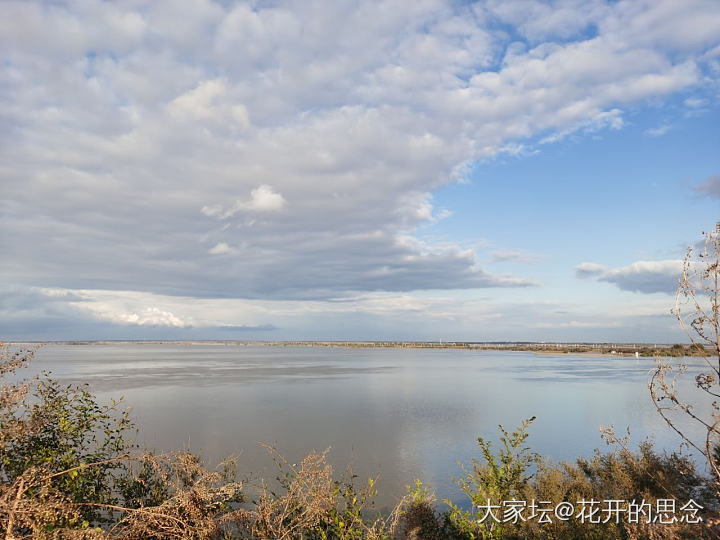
[1, 0, 719, 342]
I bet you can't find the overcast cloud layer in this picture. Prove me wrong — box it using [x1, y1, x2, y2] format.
[2, 0, 720, 339]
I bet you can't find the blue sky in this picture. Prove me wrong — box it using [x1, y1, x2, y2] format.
[1, 0, 719, 342]
[430, 104, 719, 266]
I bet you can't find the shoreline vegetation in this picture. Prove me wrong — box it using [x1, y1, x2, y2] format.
[1, 341, 718, 539]
[2, 225, 719, 538]
[18, 340, 711, 357]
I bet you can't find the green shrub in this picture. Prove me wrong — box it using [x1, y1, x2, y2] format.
[0, 343, 247, 539]
[0, 344, 135, 530]
[437, 419, 716, 540]
[443, 417, 538, 539]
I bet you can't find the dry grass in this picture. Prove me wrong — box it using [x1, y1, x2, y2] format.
[251, 444, 404, 540]
[0, 450, 249, 539]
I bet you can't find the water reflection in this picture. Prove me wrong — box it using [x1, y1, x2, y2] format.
[30, 344, 711, 506]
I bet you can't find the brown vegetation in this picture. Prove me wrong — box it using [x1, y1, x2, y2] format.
[2, 224, 720, 538]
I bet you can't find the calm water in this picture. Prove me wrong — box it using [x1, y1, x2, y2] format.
[27, 344, 711, 507]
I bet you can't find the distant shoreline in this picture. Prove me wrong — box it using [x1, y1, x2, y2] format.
[8, 340, 709, 357]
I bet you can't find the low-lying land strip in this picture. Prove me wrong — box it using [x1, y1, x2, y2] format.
[21, 340, 710, 357]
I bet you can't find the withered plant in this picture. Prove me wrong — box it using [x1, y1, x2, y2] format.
[251, 444, 403, 540]
[649, 223, 720, 487]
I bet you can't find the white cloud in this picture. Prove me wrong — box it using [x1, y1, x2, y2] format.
[110, 307, 190, 328]
[32, 288, 192, 327]
[575, 262, 607, 277]
[167, 78, 250, 128]
[1, 0, 719, 311]
[244, 184, 286, 211]
[576, 260, 683, 294]
[208, 242, 235, 255]
[491, 250, 544, 264]
[684, 97, 707, 108]
[2, 285, 683, 342]
[644, 124, 671, 137]
[202, 185, 286, 219]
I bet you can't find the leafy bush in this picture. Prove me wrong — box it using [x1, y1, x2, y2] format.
[413, 420, 718, 540]
[0, 343, 137, 534]
[443, 417, 538, 539]
[0, 343, 247, 539]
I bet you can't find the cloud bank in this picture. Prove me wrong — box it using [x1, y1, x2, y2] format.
[576, 260, 683, 294]
[0, 285, 682, 343]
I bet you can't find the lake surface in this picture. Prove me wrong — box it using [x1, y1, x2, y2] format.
[26, 343, 712, 507]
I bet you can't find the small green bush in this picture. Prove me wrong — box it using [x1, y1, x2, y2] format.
[433, 420, 717, 540]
